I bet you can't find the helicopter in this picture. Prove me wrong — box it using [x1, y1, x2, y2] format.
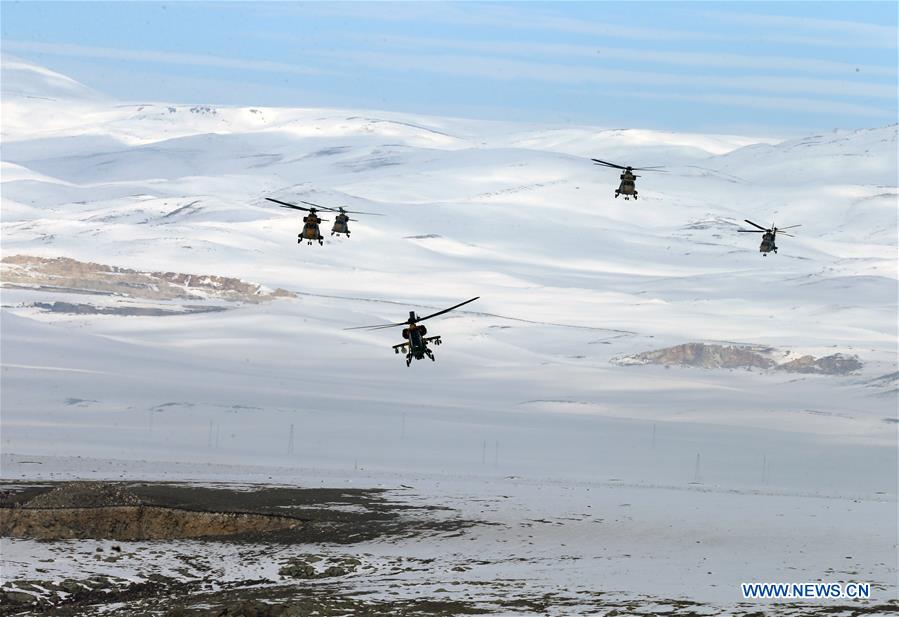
[738, 220, 801, 255]
[266, 197, 329, 245]
[347, 297, 479, 367]
[265, 198, 382, 244]
[324, 204, 384, 237]
[591, 159, 666, 200]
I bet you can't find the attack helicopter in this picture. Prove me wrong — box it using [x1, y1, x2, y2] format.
[347, 297, 479, 367]
[591, 159, 666, 200]
[265, 198, 382, 244]
[738, 220, 801, 255]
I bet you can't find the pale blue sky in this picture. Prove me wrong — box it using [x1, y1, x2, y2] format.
[2, 1, 896, 134]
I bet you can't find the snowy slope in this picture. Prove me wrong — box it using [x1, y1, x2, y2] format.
[2, 55, 895, 460]
[0, 56, 102, 101]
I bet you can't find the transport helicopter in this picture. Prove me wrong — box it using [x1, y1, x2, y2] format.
[324, 204, 383, 238]
[265, 198, 383, 243]
[265, 197, 329, 245]
[738, 220, 801, 255]
[591, 159, 666, 200]
[347, 297, 479, 367]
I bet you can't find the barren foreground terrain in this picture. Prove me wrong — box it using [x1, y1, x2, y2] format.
[2, 457, 896, 617]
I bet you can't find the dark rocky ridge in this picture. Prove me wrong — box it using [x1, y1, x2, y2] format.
[613, 343, 862, 375]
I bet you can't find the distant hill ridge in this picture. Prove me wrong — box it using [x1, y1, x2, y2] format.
[1, 255, 294, 303]
[613, 342, 862, 375]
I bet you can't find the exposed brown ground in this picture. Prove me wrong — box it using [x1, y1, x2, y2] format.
[1, 255, 294, 303]
[0, 505, 303, 541]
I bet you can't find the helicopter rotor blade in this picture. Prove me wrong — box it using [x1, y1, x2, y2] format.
[297, 201, 384, 216]
[297, 200, 339, 212]
[265, 197, 311, 212]
[344, 321, 407, 331]
[778, 225, 802, 230]
[779, 232, 796, 238]
[345, 297, 480, 331]
[366, 322, 406, 330]
[340, 209, 385, 216]
[738, 229, 765, 233]
[631, 166, 667, 172]
[417, 297, 480, 323]
[591, 159, 628, 170]
[743, 219, 769, 232]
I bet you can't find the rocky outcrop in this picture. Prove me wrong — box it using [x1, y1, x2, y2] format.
[0, 505, 303, 541]
[613, 343, 862, 375]
[775, 353, 863, 375]
[24, 481, 142, 509]
[277, 555, 359, 579]
[1, 574, 178, 614]
[613, 343, 776, 370]
[0, 506, 302, 541]
[1, 255, 294, 303]
[0, 481, 303, 540]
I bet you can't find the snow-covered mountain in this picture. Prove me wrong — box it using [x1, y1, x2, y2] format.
[0, 56, 102, 102]
[2, 56, 897, 609]
[2, 55, 896, 463]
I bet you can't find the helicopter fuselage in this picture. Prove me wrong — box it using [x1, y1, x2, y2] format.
[332, 213, 351, 237]
[615, 170, 638, 200]
[406, 324, 426, 357]
[759, 232, 777, 254]
[300, 214, 324, 245]
[393, 324, 442, 365]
